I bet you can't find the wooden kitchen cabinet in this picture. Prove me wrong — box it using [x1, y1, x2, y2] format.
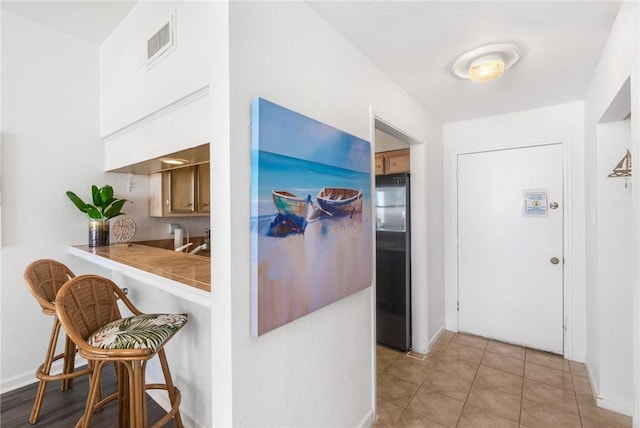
[169, 166, 196, 213]
[196, 162, 210, 213]
[375, 154, 385, 175]
[149, 163, 210, 217]
[375, 149, 410, 175]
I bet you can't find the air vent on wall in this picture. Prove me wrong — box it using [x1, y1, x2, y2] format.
[146, 10, 176, 70]
[148, 22, 170, 59]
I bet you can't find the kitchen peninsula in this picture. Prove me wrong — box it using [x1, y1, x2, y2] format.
[69, 243, 210, 307]
[69, 243, 211, 427]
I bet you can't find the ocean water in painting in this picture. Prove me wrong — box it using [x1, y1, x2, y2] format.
[250, 98, 372, 337]
[252, 151, 370, 230]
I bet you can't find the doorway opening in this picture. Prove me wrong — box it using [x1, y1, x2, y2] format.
[373, 118, 419, 352]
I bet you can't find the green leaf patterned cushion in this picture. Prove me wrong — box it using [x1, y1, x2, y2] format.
[88, 314, 187, 351]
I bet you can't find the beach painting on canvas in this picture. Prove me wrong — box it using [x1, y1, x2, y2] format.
[250, 97, 372, 336]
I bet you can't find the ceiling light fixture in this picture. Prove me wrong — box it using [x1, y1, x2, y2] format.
[160, 158, 189, 165]
[452, 43, 520, 83]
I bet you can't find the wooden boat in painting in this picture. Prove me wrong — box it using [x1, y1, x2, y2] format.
[271, 190, 314, 232]
[316, 187, 363, 217]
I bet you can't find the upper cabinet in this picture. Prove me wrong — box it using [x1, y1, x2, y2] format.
[196, 162, 211, 213]
[150, 162, 210, 217]
[375, 149, 410, 175]
[100, 2, 213, 139]
[168, 166, 196, 213]
[374, 155, 385, 175]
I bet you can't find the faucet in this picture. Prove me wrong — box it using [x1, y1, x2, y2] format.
[175, 243, 193, 252]
[189, 228, 210, 255]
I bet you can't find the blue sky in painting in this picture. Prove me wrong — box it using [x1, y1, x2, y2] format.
[252, 97, 370, 174]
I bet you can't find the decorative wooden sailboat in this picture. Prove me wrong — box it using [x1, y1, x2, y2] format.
[608, 149, 632, 187]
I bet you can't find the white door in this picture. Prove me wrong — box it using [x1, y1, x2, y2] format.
[457, 144, 563, 354]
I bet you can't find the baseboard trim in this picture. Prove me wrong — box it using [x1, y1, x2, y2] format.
[428, 326, 446, 351]
[1, 355, 86, 394]
[597, 396, 634, 417]
[355, 408, 375, 428]
[582, 359, 600, 402]
[582, 359, 633, 417]
[146, 374, 208, 428]
[1, 372, 38, 394]
[565, 351, 586, 363]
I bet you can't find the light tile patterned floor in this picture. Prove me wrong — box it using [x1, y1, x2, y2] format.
[376, 331, 632, 428]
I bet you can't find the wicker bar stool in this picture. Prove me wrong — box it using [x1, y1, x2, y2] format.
[23, 259, 93, 424]
[55, 274, 188, 428]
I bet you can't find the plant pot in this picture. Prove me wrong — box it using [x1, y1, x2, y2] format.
[88, 220, 109, 247]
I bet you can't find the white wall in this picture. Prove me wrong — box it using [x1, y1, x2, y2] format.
[0, 11, 115, 391]
[375, 129, 409, 152]
[583, 1, 639, 418]
[207, 2, 442, 426]
[100, 1, 213, 138]
[427, 116, 444, 344]
[634, 4, 640, 425]
[443, 101, 587, 361]
[0, 8, 208, 395]
[596, 119, 633, 411]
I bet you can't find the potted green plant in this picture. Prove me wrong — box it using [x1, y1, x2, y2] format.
[66, 184, 131, 247]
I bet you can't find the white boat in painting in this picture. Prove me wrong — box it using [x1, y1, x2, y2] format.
[316, 187, 363, 218]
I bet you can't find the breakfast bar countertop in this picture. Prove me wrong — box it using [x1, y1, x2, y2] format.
[69, 244, 211, 307]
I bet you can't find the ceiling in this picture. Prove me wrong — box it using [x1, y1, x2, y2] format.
[1, 1, 136, 45]
[309, 1, 621, 123]
[3, 1, 622, 123]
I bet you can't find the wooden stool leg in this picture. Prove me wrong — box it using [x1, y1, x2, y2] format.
[29, 317, 62, 424]
[158, 349, 184, 428]
[78, 361, 106, 428]
[117, 362, 131, 428]
[141, 360, 148, 428]
[130, 360, 146, 428]
[61, 333, 76, 390]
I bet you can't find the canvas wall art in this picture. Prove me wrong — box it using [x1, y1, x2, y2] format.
[250, 98, 372, 337]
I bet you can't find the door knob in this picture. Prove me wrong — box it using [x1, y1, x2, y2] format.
[550, 257, 560, 265]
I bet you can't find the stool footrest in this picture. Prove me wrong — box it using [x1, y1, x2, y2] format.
[148, 386, 182, 428]
[80, 383, 182, 428]
[35, 357, 91, 382]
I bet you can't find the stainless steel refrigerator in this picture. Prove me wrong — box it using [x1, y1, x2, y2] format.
[375, 173, 411, 351]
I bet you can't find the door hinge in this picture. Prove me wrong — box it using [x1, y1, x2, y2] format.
[457, 301, 460, 312]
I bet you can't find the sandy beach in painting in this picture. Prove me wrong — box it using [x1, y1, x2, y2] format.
[255, 208, 372, 335]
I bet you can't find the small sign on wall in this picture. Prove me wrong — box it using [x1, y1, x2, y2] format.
[523, 190, 549, 216]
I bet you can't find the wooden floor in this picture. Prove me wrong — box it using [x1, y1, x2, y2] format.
[0, 364, 174, 427]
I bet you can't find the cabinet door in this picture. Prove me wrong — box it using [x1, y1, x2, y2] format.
[386, 152, 410, 174]
[149, 173, 164, 217]
[197, 163, 210, 213]
[375, 155, 385, 175]
[169, 167, 195, 213]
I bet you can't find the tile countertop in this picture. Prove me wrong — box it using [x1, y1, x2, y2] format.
[69, 244, 210, 307]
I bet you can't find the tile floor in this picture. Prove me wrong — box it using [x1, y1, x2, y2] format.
[375, 331, 632, 428]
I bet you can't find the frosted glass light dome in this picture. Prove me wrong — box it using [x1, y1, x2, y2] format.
[452, 44, 520, 83]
